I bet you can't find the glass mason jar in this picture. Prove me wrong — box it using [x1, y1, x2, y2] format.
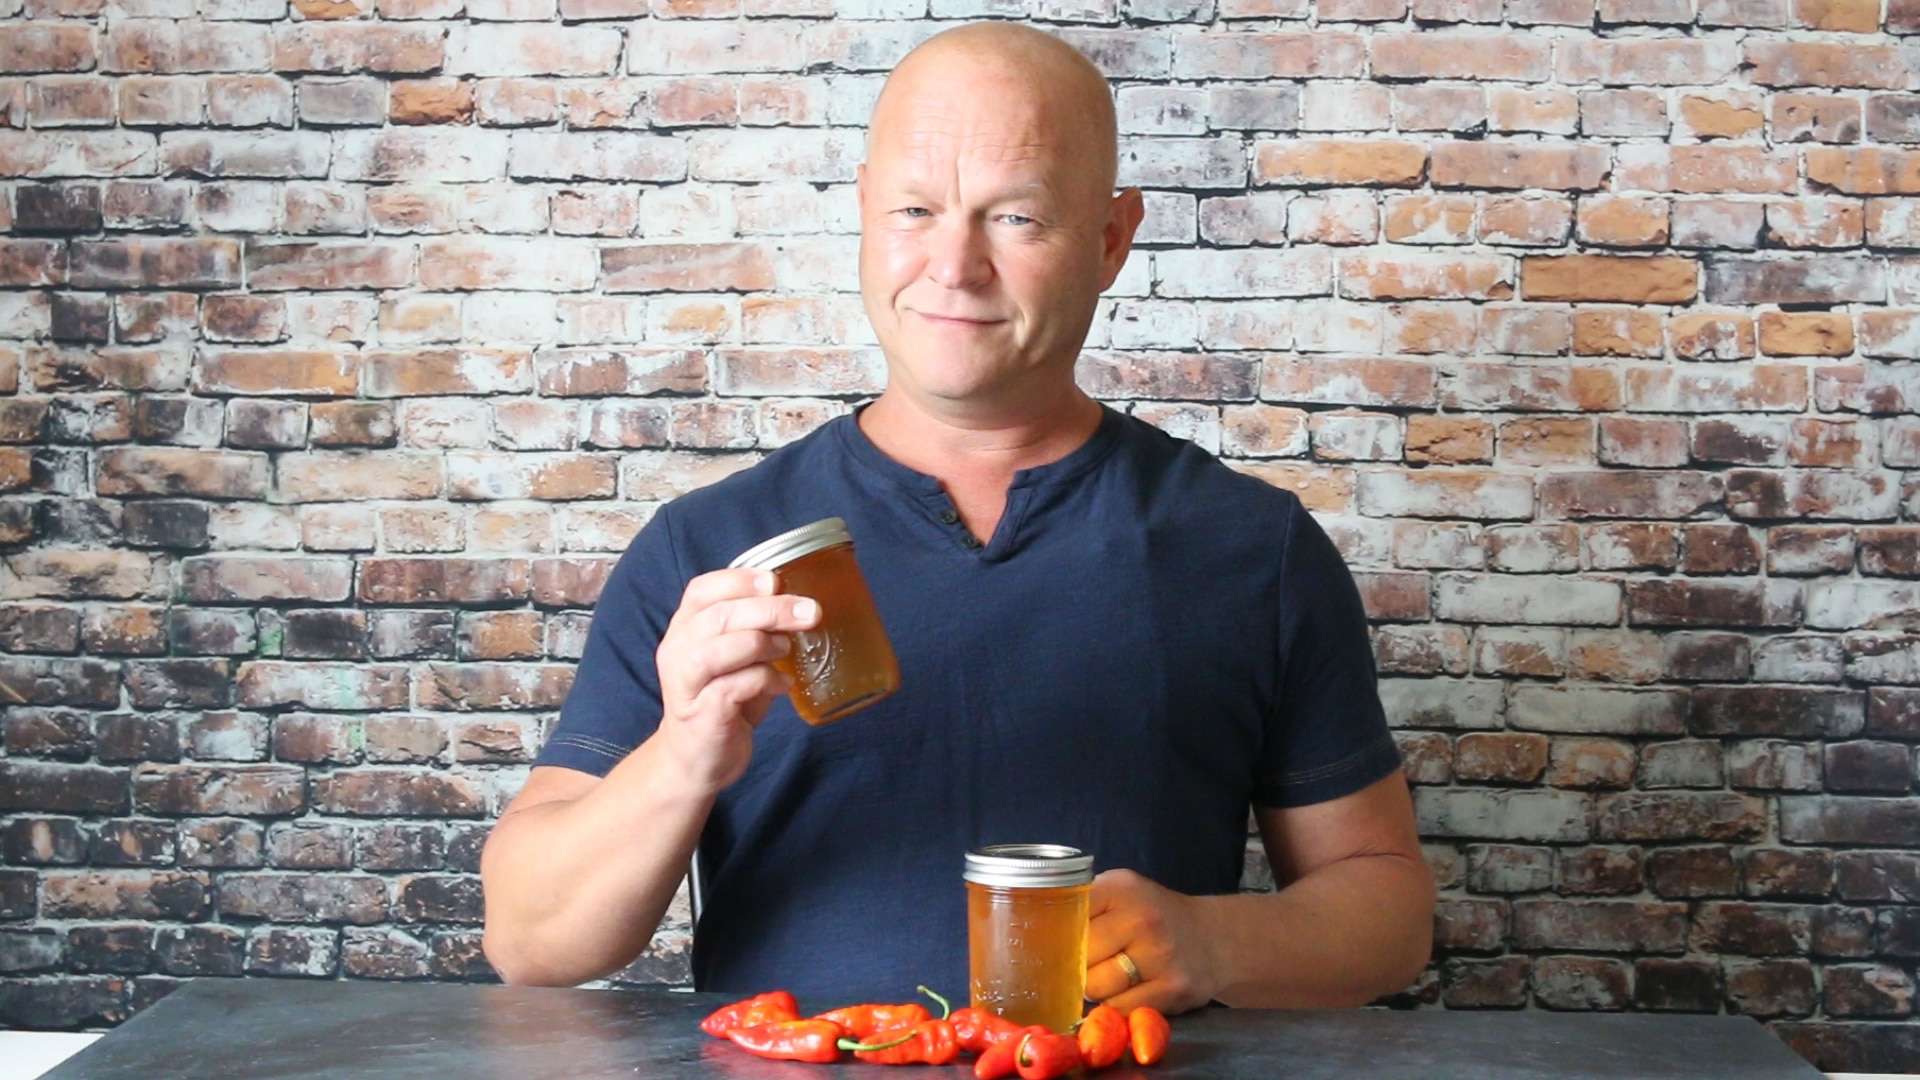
[728, 517, 900, 726]
[964, 844, 1094, 1034]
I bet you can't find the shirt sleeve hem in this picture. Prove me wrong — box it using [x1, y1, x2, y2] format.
[531, 734, 630, 778]
[1252, 731, 1403, 810]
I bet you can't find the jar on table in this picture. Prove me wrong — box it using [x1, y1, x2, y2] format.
[964, 844, 1094, 1034]
[728, 517, 900, 726]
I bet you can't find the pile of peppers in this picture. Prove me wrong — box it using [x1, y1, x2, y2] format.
[701, 986, 1172, 1077]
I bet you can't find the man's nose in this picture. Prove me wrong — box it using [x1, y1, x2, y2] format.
[924, 217, 994, 290]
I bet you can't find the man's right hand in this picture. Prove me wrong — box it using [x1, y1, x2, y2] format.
[651, 567, 821, 796]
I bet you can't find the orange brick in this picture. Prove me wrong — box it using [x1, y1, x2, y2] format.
[1796, 0, 1879, 29]
[1254, 139, 1426, 187]
[1479, 196, 1573, 245]
[1384, 194, 1475, 244]
[1807, 147, 1920, 194]
[389, 79, 474, 125]
[1406, 415, 1495, 464]
[1758, 312, 1854, 357]
[1576, 195, 1669, 246]
[1522, 255, 1698, 303]
[1678, 94, 1765, 140]
[1573, 309, 1665, 357]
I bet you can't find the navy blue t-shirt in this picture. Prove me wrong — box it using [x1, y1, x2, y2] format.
[535, 402, 1401, 1004]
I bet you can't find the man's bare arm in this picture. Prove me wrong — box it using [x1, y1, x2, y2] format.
[479, 750, 712, 987]
[480, 567, 821, 986]
[1203, 770, 1435, 1007]
[1084, 770, 1435, 1012]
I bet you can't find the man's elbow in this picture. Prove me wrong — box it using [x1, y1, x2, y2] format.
[1384, 853, 1438, 995]
[483, 924, 578, 988]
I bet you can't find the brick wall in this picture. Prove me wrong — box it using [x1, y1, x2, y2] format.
[2, 0, 1919, 1071]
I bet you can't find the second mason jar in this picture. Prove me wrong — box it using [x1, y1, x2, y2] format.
[728, 517, 900, 726]
[964, 844, 1094, 1033]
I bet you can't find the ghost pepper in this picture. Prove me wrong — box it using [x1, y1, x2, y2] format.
[1015, 1029, 1083, 1080]
[724, 1019, 844, 1064]
[951, 1007, 1028, 1055]
[699, 990, 800, 1038]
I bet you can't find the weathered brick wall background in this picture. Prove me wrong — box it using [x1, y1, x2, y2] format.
[3, 0, 1920, 1071]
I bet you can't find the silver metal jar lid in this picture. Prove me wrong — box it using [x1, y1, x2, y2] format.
[963, 844, 1094, 889]
[728, 517, 853, 572]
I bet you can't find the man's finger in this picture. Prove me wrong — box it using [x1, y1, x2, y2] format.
[677, 568, 774, 620]
[1087, 868, 1131, 917]
[681, 630, 791, 692]
[699, 595, 820, 639]
[1097, 983, 1173, 1017]
[1083, 952, 1139, 1004]
[1084, 916, 1129, 966]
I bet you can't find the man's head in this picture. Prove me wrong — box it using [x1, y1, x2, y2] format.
[857, 23, 1144, 421]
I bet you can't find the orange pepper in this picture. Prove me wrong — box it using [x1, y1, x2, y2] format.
[1128, 1005, 1171, 1066]
[1076, 1004, 1128, 1069]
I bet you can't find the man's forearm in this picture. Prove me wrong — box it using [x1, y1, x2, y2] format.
[1194, 853, 1436, 1009]
[480, 736, 715, 986]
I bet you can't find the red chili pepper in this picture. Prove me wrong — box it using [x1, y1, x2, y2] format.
[1075, 1004, 1128, 1069]
[814, 1002, 932, 1040]
[699, 990, 800, 1039]
[951, 1007, 1029, 1055]
[841, 1018, 961, 1065]
[724, 1018, 844, 1064]
[974, 1038, 1020, 1080]
[1015, 1029, 1083, 1080]
[1128, 1005, 1171, 1066]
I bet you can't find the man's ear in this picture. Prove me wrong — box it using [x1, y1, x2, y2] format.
[1100, 187, 1146, 288]
[856, 163, 866, 214]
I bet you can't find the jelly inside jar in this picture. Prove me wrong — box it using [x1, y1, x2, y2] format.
[966, 880, 1090, 1033]
[769, 541, 899, 725]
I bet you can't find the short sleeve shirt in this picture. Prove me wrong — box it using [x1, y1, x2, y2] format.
[537, 403, 1401, 1004]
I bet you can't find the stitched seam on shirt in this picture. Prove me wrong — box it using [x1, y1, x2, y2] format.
[547, 734, 626, 762]
[567, 733, 631, 756]
[1271, 731, 1396, 786]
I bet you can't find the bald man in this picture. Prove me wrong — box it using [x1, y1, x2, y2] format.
[480, 23, 1435, 1013]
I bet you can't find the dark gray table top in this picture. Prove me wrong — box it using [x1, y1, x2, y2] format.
[43, 977, 1822, 1079]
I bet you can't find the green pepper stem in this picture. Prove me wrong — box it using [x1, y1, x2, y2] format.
[838, 1028, 919, 1053]
[915, 985, 951, 1020]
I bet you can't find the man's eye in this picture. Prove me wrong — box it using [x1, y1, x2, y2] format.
[897, 207, 930, 218]
[1002, 214, 1036, 227]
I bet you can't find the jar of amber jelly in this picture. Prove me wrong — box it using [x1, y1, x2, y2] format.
[964, 844, 1094, 1034]
[728, 517, 900, 726]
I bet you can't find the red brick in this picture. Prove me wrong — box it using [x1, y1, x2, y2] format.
[1746, 41, 1909, 90]
[97, 447, 268, 498]
[271, 24, 445, 75]
[1371, 33, 1550, 80]
[1618, 146, 1797, 194]
[1774, 92, 1861, 143]
[358, 558, 530, 605]
[1432, 142, 1609, 191]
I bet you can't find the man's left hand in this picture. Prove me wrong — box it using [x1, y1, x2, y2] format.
[1083, 869, 1220, 1016]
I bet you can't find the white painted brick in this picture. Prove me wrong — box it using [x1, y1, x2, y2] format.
[1434, 572, 1623, 625]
